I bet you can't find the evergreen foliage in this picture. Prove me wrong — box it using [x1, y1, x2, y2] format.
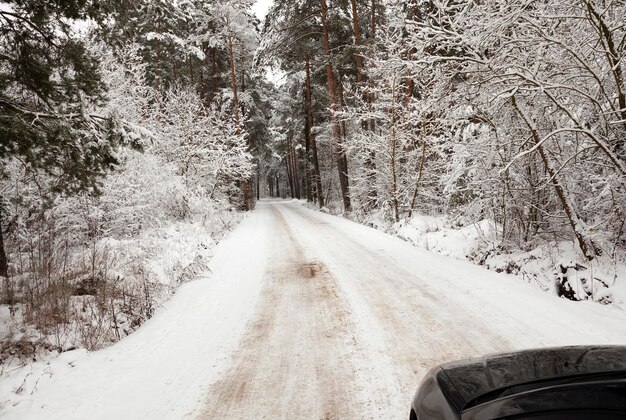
[0, 0, 139, 194]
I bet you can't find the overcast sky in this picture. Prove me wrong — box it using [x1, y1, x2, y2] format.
[252, 0, 273, 20]
[252, 0, 285, 86]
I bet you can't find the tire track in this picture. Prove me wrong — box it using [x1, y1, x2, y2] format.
[279, 204, 516, 412]
[199, 207, 363, 419]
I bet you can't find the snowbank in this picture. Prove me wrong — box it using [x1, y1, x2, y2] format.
[0, 210, 243, 365]
[372, 212, 625, 306]
[0, 207, 270, 419]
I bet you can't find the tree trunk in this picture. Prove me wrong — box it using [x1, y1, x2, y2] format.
[585, 1, 626, 143]
[199, 44, 207, 103]
[189, 56, 194, 86]
[371, 0, 376, 37]
[268, 175, 274, 197]
[285, 153, 295, 198]
[511, 95, 595, 260]
[211, 48, 218, 101]
[403, 3, 419, 106]
[291, 142, 301, 199]
[199, 68, 205, 102]
[363, 0, 378, 210]
[305, 55, 325, 208]
[227, 21, 252, 211]
[390, 75, 400, 222]
[337, 73, 351, 204]
[298, 146, 310, 201]
[349, 0, 363, 84]
[408, 137, 427, 218]
[227, 24, 241, 134]
[0, 209, 8, 279]
[302, 74, 312, 203]
[320, 0, 351, 212]
[303, 118, 312, 202]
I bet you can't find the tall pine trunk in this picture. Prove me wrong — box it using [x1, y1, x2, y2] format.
[227, 25, 241, 133]
[286, 152, 295, 198]
[350, 0, 363, 84]
[363, 0, 378, 210]
[0, 208, 7, 279]
[305, 56, 325, 208]
[320, 0, 351, 212]
[288, 134, 301, 199]
[303, 116, 312, 202]
[390, 75, 400, 222]
[227, 20, 251, 211]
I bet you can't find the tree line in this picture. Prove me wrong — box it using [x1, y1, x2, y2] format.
[0, 0, 269, 354]
[260, 0, 625, 261]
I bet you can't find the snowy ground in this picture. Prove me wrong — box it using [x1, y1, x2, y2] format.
[390, 214, 625, 304]
[2, 199, 626, 419]
[0, 215, 238, 364]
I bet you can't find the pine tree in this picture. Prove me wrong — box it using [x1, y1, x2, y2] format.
[0, 0, 141, 278]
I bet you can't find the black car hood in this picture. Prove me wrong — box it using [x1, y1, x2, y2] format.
[439, 345, 626, 407]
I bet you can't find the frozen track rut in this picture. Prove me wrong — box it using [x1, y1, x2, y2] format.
[200, 206, 361, 418]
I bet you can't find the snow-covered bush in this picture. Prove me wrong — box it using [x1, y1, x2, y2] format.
[0, 42, 252, 363]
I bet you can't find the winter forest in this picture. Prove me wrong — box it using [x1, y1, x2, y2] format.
[1, 0, 626, 376]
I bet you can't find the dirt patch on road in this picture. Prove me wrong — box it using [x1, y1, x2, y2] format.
[297, 262, 321, 279]
[198, 208, 362, 419]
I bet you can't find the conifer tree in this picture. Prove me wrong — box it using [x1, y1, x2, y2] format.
[0, 0, 140, 278]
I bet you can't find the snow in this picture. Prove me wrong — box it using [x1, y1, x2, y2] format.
[389, 213, 625, 305]
[0, 212, 272, 419]
[279, 201, 626, 415]
[395, 215, 495, 258]
[145, 32, 205, 60]
[252, 0, 273, 20]
[0, 213, 241, 363]
[1, 200, 626, 419]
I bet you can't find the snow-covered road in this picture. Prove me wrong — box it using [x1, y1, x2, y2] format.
[3, 199, 626, 419]
[200, 200, 626, 419]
